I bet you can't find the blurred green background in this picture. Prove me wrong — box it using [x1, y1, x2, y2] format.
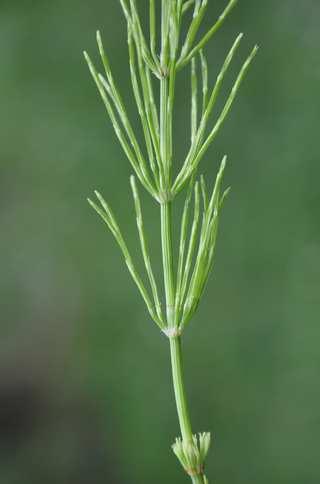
[1, 0, 319, 483]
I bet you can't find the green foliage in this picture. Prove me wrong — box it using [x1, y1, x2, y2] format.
[84, 1, 257, 482]
[85, 0, 257, 334]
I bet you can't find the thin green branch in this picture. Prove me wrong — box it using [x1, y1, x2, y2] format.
[127, 23, 164, 188]
[96, 31, 157, 190]
[130, 0, 160, 74]
[149, 0, 158, 64]
[190, 45, 258, 176]
[200, 174, 208, 212]
[88, 191, 164, 329]
[175, 179, 195, 324]
[191, 57, 198, 144]
[178, 0, 238, 69]
[200, 50, 208, 115]
[173, 33, 244, 193]
[84, 51, 156, 197]
[169, 0, 180, 62]
[127, 28, 160, 188]
[130, 176, 164, 322]
[181, 156, 227, 327]
[180, 0, 208, 61]
[173, 37, 257, 194]
[178, 182, 200, 321]
[161, 202, 176, 326]
[160, 0, 170, 70]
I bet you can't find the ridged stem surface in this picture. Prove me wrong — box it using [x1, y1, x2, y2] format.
[170, 336, 206, 483]
[169, 336, 193, 442]
[160, 202, 175, 325]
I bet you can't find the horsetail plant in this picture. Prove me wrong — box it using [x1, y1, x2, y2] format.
[84, 1, 257, 482]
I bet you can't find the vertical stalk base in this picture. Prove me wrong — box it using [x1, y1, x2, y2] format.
[170, 336, 193, 442]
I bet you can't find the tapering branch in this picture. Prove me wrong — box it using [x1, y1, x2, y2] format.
[181, 156, 227, 327]
[178, 0, 238, 69]
[130, 176, 164, 322]
[173, 37, 258, 194]
[88, 191, 164, 329]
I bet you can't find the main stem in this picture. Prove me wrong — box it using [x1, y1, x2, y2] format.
[161, 204, 205, 484]
[169, 336, 193, 442]
[160, 202, 175, 325]
[159, 8, 205, 478]
[170, 337, 205, 484]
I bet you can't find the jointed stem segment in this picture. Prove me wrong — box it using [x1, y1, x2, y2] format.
[85, 1, 257, 481]
[170, 336, 193, 443]
[170, 335, 211, 483]
[161, 202, 176, 326]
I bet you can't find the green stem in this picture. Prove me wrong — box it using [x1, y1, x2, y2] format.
[169, 336, 193, 442]
[158, 5, 205, 482]
[170, 336, 206, 484]
[161, 202, 175, 325]
[160, 77, 170, 188]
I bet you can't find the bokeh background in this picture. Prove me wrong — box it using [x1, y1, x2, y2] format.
[1, 0, 319, 483]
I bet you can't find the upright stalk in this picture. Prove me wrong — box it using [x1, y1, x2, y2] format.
[170, 337, 207, 483]
[160, 68, 205, 483]
[161, 201, 175, 326]
[170, 337, 193, 442]
[160, 0, 175, 325]
[158, 10, 198, 473]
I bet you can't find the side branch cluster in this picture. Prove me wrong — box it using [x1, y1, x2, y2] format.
[85, 0, 257, 334]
